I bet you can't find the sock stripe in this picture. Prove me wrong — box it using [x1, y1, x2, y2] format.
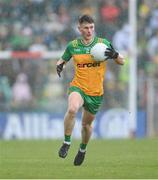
[64, 135, 71, 144]
[64, 141, 71, 145]
[80, 148, 86, 153]
[80, 143, 87, 150]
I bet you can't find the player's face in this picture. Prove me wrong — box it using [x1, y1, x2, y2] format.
[78, 23, 95, 41]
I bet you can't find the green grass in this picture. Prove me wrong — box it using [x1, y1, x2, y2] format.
[0, 139, 158, 179]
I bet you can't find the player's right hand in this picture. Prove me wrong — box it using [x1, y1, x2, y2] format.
[56, 62, 65, 77]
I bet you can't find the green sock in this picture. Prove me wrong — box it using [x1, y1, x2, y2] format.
[64, 135, 71, 144]
[80, 143, 87, 151]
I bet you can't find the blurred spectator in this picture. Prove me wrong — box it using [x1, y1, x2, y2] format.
[119, 0, 128, 25]
[99, 0, 120, 24]
[43, 74, 63, 100]
[0, 76, 12, 106]
[139, 0, 150, 20]
[147, 30, 158, 63]
[112, 23, 130, 53]
[79, 1, 97, 17]
[10, 26, 32, 50]
[29, 36, 47, 52]
[97, 0, 121, 40]
[148, 9, 158, 35]
[12, 73, 34, 109]
[57, 4, 70, 25]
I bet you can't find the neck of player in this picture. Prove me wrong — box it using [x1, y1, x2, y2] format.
[82, 37, 94, 45]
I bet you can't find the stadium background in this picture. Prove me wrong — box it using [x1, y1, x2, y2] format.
[0, 0, 158, 139]
[1, 0, 158, 179]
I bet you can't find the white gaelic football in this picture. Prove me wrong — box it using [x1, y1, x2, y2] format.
[90, 43, 109, 61]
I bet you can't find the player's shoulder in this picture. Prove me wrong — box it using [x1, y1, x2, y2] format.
[96, 36, 111, 46]
[67, 38, 79, 48]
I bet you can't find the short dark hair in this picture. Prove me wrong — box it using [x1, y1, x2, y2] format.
[78, 14, 94, 24]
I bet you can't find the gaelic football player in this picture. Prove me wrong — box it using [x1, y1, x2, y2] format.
[56, 14, 124, 166]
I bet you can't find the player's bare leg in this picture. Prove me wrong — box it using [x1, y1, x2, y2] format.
[81, 109, 95, 144]
[58, 92, 83, 158]
[74, 109, 95, 165]
[64, 92, 83, 136]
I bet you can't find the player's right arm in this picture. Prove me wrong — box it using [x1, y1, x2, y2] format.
[56, 59, 66, 77]
[56, 42, 72, 77]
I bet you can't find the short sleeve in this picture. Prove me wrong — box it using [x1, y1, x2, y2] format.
[61, 43, 72, 62]
[103, 38, 111, 48]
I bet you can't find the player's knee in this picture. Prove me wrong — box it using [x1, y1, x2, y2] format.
[82, 123, 92, 130]
[67, 105, 79, 116]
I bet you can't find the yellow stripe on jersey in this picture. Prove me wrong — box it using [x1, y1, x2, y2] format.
[72, 39, 78, 48]
[97, 38, 103, 43]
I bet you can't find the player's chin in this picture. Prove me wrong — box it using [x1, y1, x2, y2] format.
[86, 35, 93, 40]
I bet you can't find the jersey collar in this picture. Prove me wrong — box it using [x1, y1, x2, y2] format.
[80, 37, 96, 46]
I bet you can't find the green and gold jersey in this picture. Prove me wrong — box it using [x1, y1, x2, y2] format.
[62, 36, 111, 96]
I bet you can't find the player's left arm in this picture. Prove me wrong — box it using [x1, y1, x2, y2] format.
[105, 44, 125, 65]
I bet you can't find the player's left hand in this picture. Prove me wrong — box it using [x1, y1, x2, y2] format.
[105, 44, 119, 60]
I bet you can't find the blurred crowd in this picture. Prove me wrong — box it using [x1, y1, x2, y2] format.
[0, 0, 128, 51]
[0, 0, 158, 113]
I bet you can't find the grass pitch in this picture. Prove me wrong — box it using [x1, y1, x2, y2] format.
[0, 139, 158, 179]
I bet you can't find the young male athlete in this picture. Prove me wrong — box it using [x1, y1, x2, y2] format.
[56, 14, 124, 166]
